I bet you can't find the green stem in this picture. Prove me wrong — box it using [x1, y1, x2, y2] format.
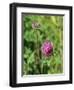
[34, 30, 41, 74]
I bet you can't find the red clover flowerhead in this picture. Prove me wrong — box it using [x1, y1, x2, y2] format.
[32, 21, 40, 29]
[41, 41, 53, 57]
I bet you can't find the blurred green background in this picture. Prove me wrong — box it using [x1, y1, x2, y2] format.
[22, 14, 63, 75]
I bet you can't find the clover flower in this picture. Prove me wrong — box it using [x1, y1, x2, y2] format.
[41, 41, 53, 57]
[32, 21, 40, 29]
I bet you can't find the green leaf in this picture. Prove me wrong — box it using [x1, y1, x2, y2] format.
[27, 52, 35, 64]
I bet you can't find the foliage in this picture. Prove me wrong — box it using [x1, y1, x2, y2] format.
[22, 14, 63, 75]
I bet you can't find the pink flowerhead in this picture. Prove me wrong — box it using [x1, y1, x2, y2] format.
[41, 41, 53, 57]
